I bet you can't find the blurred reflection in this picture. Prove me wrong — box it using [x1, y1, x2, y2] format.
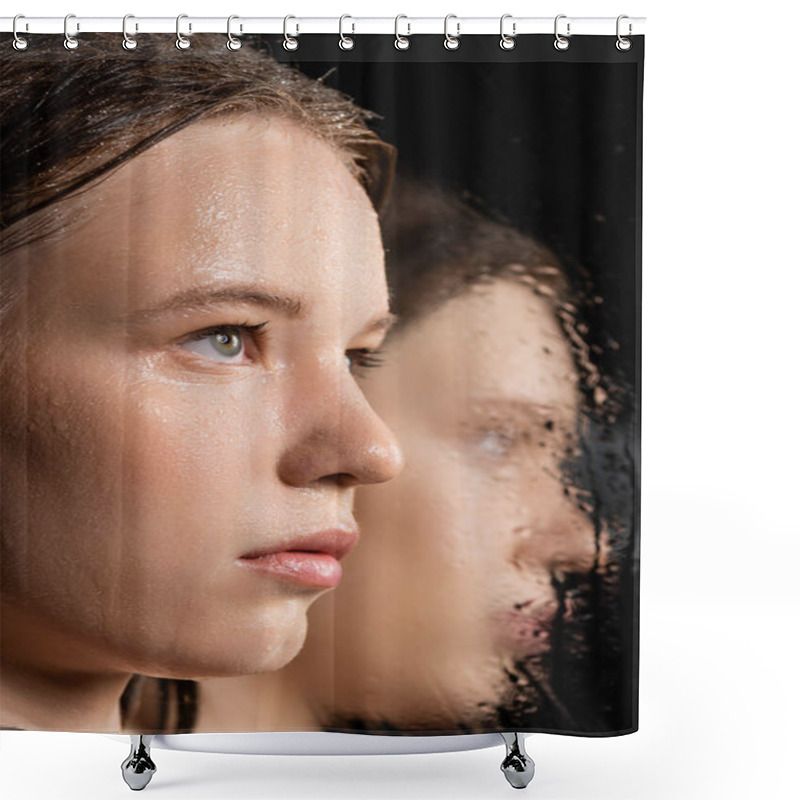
[180, 176, 620, 734]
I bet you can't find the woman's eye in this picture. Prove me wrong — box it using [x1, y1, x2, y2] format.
[179, 323, 267, 364]
[345, 347, 385, 376]
[477, 428, 518, 457]
[474, 426, 536, 458]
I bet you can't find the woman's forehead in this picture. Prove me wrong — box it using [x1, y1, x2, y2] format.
[77, 117, 376, 234]
[6, 117, 385, 322]
[377, 279, 580, 418]
[403, 280, 573, 362]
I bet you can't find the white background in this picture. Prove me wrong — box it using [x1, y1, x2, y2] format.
[2, 1, 799, 798]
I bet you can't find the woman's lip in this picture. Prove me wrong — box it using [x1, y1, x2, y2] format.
[239, 527, 359, 561]
[237, 552, 343, 588]
[493, 608, 557, 656]
[237, 528, 359, 588]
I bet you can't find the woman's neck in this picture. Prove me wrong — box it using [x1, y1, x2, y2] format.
[1, 600, 128, 732]
[194, 669, 321, 732]
[194, 599, 338, 732]
[0, 662, 127, 732]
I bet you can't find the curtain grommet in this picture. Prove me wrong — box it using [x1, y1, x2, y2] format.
[64, 13, 79, 50]
[339, 14, 355, 51]
[175, 13, 191, 50]
[616, 15, 632, 51]
[444, 14, 460, 50]
[227, 15, 242, 51]
[283, 15, 299, 51]
[12, 14, 28, 51]
[122, 14, 138, 50]
[500, 14, 516, 50]
[394, 15, 411, 50]
[554, 14, 571, 51]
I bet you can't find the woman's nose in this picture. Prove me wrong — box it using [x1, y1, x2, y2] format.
[277, 370, 405, 490]
[511, 475, 597, 576]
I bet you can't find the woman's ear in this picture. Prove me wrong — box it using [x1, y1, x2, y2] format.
[370, 142, 398, 218]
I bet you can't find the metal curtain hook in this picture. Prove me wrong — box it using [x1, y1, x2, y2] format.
[283, 15, 299, 51]
[339, 14, 355, 50]
[12, 14, 28, 51]
[227, 15, 242, 50]
[175, 13, 191, 50]
[554, 14, 570, 51]
[616, 14, 632, 51]
[64, 13, 79, 50]
[500, 14, 516, 50]
[395, 14, 410, 50]
[122, 14, 138, 50]
[444, 13, 460, 50]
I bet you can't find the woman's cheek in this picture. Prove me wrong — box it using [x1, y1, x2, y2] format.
[121, 380, 253, 523]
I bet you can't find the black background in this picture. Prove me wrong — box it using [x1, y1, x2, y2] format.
[264, 34, 643, 735]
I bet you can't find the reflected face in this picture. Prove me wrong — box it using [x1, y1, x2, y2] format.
[306, 279, 596, 729]
[0, 117, 403, 680]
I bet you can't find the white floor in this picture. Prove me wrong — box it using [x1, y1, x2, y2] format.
[3, 1, 799, 798]
[2, 596, 798, 800]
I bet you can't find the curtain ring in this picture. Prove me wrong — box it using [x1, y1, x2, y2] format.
[394, 14, 410, 50]
[175, 13, 191, 50]
[227, 15, 242, 50]
[12, 14, 28, 51]
[444, 14, 460, 50]
[339, 14, 355, 50]
[283, 15, 299, 51]
[122, 14, 138, 50]
[64, 13, 79, 50]
[500, 14, 516, 50]
[616, 15, 632, 51]
[554, 14, 570, 51]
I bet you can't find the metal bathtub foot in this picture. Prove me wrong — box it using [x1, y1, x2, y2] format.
[121, 735, 157, 791]
[500, 732, 535, 789]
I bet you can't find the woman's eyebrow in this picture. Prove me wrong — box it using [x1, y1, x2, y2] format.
[468, 397, 568, 426]
[364, 311, 399, 336]
[122, 286, 306, 324]
[122, 285, 398, 336]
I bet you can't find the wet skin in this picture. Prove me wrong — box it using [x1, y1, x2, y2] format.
[0, 116, 404, 730]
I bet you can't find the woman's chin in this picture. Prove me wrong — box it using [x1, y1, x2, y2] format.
[130, 610, 312, 680]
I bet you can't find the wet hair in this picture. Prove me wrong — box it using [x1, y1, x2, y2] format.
[319, 176, 626, 734]
[381, 175, 570, 322]
[0, 32, 395, 735]
[380, 174, 617, 420]
[0, 32, 395, 256]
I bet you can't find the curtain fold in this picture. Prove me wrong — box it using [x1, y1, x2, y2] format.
[0, 29, 642, 739]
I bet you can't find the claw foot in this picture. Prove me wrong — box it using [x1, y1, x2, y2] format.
[121, 735, 156, 791]
[500, 732, 535, 789]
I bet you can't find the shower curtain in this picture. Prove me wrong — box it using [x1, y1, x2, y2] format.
[0, 19, 642, 752]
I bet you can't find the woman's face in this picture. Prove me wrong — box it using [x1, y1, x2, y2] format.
[300, 278, 596, 729]
[0, 117, 403, 680]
